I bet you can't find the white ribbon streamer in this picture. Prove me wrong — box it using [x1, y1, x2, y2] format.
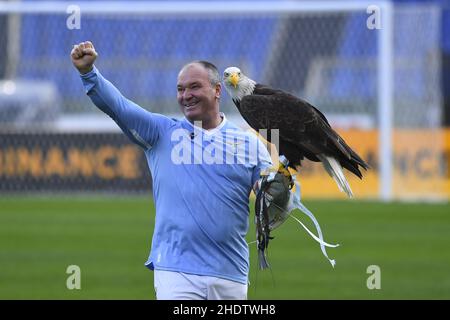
[287, 176, 340, 267]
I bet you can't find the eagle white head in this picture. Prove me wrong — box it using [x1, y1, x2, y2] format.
[222, 66, 256, 101]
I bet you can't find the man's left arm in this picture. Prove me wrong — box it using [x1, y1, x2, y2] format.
[252, 137, 273, 190]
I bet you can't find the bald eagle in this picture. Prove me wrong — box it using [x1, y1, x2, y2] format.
[223, 67, 369, 197]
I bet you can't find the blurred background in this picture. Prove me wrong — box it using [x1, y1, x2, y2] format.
[0, 0, 449, 299]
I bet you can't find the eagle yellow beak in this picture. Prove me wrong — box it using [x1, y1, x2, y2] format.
[230, 73, 239, 88]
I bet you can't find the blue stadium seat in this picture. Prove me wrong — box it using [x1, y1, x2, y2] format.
[17, 11, 276, 111]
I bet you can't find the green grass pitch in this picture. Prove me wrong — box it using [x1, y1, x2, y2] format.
[1, 196, 449, 299]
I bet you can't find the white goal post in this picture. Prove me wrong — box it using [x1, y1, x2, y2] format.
[0, 1, 394, 200]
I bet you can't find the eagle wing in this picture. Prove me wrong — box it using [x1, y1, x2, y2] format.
[237, 85, 368, 177]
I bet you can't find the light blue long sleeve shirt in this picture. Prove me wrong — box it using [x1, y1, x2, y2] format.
[81, 67, 272, 284]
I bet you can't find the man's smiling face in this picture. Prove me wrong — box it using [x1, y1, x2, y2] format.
[177, 63, 220, 123]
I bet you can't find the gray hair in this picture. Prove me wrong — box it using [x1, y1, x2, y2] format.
[180, 60, 220, 87]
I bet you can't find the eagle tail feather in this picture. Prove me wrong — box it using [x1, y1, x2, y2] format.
[342, 159, 363, 179]
[350, 149, 370, 170]
[317, 154, 354, 198]
[325, 128, 370, 171]
[324, 129, 351, 160]
[339, 137, 369, 171]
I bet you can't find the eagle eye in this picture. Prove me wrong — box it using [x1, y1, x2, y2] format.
[224, 72, 230, 77]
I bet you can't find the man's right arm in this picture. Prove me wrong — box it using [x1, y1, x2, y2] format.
[71, 41, 171, 149]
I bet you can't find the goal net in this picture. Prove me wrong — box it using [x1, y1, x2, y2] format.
[0, 1, 445, 200]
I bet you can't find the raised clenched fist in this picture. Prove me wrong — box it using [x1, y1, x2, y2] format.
[71, 41, 98, 74]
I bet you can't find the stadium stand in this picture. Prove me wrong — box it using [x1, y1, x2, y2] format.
[9, 0, 450, 128]
[17, 12, 277, 114]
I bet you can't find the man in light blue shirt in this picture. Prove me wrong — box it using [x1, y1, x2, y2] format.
[71, 41, 272, 300]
